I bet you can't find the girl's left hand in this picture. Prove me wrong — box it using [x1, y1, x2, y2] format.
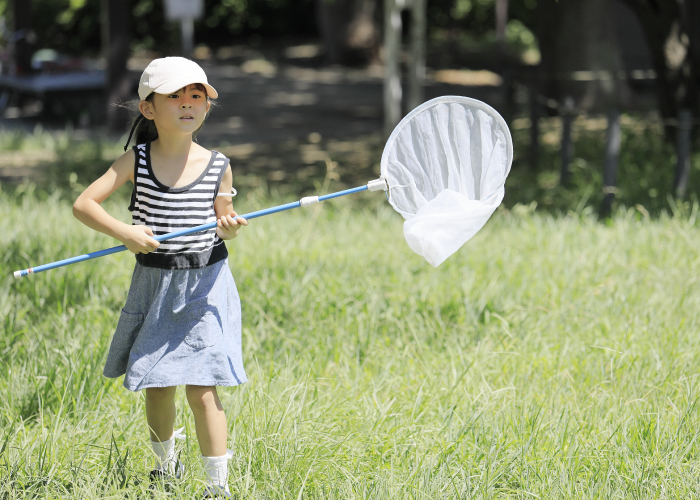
[216, 211, 248, 240]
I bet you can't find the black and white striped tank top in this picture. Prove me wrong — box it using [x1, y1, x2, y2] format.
[128, 142, 229, 269]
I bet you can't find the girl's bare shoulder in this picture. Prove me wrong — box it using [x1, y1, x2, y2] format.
[111, 149, 136, 180]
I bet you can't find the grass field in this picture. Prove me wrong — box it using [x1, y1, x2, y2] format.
[2, 185, 700, 499]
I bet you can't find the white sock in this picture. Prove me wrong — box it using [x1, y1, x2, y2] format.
[150, 427, 186, 474]
[151, 435, 176, 473]
[202, 450, 233, 494]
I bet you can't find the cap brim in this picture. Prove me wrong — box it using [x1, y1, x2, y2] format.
[152, 78, 218, 99]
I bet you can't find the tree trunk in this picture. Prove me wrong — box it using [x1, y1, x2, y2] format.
[687, 0, 700, 78]
[316, 0, 380, 66]
[10, 0, 34, 75]
[105, 0, 132, 132]
[619, 0, 699, 142]
[537, 0, 627, 114]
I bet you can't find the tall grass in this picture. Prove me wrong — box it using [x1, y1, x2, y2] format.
[2, 185, 700, 498]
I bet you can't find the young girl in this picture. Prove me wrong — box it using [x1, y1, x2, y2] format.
[73, 57, 246, 498]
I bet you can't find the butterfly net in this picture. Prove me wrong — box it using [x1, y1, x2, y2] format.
[381, 96, 513, 267]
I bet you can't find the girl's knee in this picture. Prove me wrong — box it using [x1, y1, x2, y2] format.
[145, 386, 176, 402]
[186, 385, 222, 412]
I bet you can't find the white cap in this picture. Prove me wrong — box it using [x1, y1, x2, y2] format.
[138, 57, 218, 100]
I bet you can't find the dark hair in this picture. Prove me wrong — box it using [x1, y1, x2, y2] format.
[123, 83, 211, 151]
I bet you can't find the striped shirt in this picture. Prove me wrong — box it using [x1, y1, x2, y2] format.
[128, 142, 229, 269]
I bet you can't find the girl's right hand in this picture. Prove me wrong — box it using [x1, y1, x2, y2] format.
[120, 225, 161, 254]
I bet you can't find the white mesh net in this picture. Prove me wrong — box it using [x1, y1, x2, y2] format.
[381, 96, 513, 267]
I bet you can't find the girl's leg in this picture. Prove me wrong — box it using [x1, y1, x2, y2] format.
[187, 385, 232, 495]
[145, 386, 177, 441]
[145, 386, 181, 476]
[185, 385, 227, 456]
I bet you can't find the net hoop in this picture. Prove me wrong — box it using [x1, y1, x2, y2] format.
[380, 95, 513, 212]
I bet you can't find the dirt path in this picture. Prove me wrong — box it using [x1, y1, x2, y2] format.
[196, 59, 501, 191]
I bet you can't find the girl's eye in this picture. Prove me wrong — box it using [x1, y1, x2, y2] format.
[168, 94, 179, 98]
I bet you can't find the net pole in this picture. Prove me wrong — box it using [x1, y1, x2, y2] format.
[13, 185, 370, 278]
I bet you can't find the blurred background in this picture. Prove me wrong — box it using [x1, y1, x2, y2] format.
[0, 0, 697, 216]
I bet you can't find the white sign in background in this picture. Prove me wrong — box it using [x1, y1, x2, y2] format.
[164, 0, 204, 21]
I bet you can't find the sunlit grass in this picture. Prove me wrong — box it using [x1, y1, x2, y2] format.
[1, 186, 700, 498]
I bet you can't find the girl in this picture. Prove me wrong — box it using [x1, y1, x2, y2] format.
[73, 57, 246, 499]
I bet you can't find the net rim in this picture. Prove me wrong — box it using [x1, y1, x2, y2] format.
[380, 95, 514, 203]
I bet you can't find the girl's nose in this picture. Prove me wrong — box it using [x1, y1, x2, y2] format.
[181, 102, 193, 109]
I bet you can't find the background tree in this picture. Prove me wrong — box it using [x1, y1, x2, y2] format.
[9, 0, 33, 74]
[316, 0, 379, 65]
[195, 0, 317, 50]
[536, 0, 627, 114]
[105, 0, 131, 131]
[618, 0, 699, 141]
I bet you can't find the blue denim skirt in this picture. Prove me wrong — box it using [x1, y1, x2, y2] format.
[104, 259, 247, 391]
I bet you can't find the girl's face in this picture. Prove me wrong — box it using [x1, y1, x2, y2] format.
[139, 84, 210, 137]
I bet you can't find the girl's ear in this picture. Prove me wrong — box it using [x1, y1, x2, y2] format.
[138, 100, 155, 120]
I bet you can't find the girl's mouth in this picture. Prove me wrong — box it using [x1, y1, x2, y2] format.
[180, 116, 194, 121]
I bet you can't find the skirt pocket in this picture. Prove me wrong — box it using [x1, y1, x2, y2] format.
[104, 309, 145, 376]
[184, 308, 222, 350]
[115, 309, 144, 344]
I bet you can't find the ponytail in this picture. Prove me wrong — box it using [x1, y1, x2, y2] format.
[123, 93, 158, 151]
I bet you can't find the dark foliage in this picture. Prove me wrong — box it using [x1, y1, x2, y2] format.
[427, 0, 537, 40]
[1, 0, 319, 57]
[2, 0, 540, 57]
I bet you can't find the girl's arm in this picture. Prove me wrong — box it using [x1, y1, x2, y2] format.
[73, 150, 160, 254]
[214, 164, 247, 240]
